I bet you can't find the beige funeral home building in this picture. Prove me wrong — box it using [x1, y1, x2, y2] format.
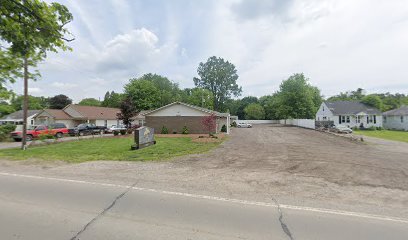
[34, 104, 123, 128]
[144, 102, 230, 134]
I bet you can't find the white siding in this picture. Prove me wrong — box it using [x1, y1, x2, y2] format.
[334, 114, 383, 128]
[383, 115, 408, 131]
[315, 103, 334, 121]
[147, 104, 209, 117]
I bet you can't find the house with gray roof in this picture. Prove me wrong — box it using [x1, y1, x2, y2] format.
[383, 106, 408, 131]
[0, 110, 41, 127]
[315, 101, 383, 128]
[144, 102, 230, 134]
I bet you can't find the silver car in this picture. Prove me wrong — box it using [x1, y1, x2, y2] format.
[237, 122, 252, 128]
[334, 125, 353, 134]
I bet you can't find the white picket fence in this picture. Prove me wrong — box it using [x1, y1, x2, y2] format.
[279, 119, 315, 129]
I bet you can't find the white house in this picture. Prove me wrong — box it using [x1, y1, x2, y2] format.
[383, 106, 408, 131]
[0, 110, 41, 127]
[34, 104, 122, 128]
[316, 101, 383, 128]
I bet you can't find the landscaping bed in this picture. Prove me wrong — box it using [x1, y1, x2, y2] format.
[0, 136, 224, 163]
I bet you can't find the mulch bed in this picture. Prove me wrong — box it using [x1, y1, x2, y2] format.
[155, 133, 226, 143]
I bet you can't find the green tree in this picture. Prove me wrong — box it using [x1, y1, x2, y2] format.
[78, 98, 101, 106]
[275, 73, 322, 119]
[101, 91, 123, 108]
[11, 95, 47, 110]
[139, 73, 180, 106]
[244, 103, 265, 120]
[1, 0, 73, 149]
[124, 78, 160, 110]
[49, 94, 72, 109]
[181, 88, 214, 109]
[0, 101, 15, 117]
[361, 94, 383, 110]
[235, 96, 258, 119]
[193, 56, 242, 111]
[259, 95, 281, 120]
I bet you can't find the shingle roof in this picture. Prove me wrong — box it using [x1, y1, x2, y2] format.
[67, 104, 120, 120]
[325, 101, 382, 115]
[383, 105, 408, 116]
[144, 102, 229, 117]
[0, 110, 41, 120]
[43, 109, 73, 120]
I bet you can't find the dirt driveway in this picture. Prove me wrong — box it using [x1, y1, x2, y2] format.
[1, 125, 408, 218]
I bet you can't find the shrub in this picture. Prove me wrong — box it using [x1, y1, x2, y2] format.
[377, 126, 383, 131]
[172, 131, 177, 134]
[113, 131, 119, 136]
[182, 126, 189, 134]
[161, 126, 169, 134]
[119, 129, 127, 135]
[0, 124, 16, 142]
[221, 124, 227, 132]
[369, 126, 376, 131]
[230, 121, 237, 127]
[38, 132, 55, 141]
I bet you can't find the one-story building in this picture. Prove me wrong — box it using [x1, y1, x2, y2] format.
[315, 101, 383, 128]
[0, 110, 41, 127]
[144, 102, 230, 134]
[34, 104, 122, 128]
[383, 105, 408, 131]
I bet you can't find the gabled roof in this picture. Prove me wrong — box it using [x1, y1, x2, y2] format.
[41, 109, 73, 120]
[383, 105, 408, 116]
[0, 110, 41, 120]
[144, 102, 229, 117]
[65, 104, 120, 120]
[325, 101, 382, 115]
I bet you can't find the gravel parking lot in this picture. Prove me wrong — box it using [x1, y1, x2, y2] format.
[1, 124, 408, 218]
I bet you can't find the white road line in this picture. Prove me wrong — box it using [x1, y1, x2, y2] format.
[1, 171, 408, 224]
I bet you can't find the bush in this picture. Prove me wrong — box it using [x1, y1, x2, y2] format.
[119, 129, 127, 135]
[113, 131, 119, 136]
[161, 126, 169, 134]
[376, 126, 383, 131]
[0, 124, 17, 142]
[182, 126, 189, 134]
[230, 121, 237, 127]
[38, 132, 55, 141]
[172, 131, 177, 134]
[221, 124, 227, 132]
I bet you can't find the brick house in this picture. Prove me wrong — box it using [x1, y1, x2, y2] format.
[34, 104, 122, 128]
[144, 102, 230, 134]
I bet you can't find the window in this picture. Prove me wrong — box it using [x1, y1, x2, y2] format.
[323, 116, 327, 120]
[384, 116, 387, 123]
[346, 116, 350, 123]
[401, 116, 404, 123]
[373, 115, 376, 124]
[323, 106, 325, 111]
[36, 126, 46, 131]
[356, 116, 361, 123]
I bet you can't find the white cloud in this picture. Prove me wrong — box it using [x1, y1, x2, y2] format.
[28, 87, 42, 94]
[51, 82, 78, 89]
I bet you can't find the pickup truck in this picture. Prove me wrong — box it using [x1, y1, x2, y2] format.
[68, 123, 107, 136]
[10, 123, 69, 142]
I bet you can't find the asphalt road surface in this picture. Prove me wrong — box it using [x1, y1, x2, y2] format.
[1, 173, 407, 240]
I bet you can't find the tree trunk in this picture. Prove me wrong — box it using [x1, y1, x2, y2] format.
[21, 56, 28, 150]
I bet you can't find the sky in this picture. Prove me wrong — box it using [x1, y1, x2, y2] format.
[10, 0, 408, 102]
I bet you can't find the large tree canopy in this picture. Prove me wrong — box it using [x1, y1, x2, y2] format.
[244, 103, 265, 120]
[49, 94, 72, 109]
[78, 98, 101, 106]
[273, 73, 322, 119]
[194, 56, 242, 111]
[124, 78, 160, 110]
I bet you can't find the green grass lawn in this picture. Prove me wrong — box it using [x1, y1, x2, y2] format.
[0, 136, 223, 163]
[354, 129, 408, 143]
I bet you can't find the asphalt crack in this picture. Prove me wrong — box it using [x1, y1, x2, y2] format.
[272, 197, 294, 240]
[69, 183, 137, 240]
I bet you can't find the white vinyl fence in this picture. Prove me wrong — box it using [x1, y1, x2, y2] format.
[233, 120, 280, 124]
[279, 119, 316, 129]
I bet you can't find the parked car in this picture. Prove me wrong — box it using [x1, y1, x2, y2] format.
[68, 123, 107, 136]
[10, 123, 68, 142]
[105, 125, 126, 134]
[333, 125, 353, 134]
[237, 122, 252, 128]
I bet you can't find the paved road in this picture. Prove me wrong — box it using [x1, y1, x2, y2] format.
[1, 173, 407, 240]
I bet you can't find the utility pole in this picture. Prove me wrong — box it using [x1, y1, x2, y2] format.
[21, 55, 28, 150]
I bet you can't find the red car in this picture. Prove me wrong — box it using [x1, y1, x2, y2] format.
[10, 123, 69, 142]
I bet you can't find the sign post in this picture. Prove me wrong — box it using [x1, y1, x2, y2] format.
[131, 126, 156, 150]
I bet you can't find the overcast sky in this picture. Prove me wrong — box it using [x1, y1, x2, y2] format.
[10, 0, 408, 102]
